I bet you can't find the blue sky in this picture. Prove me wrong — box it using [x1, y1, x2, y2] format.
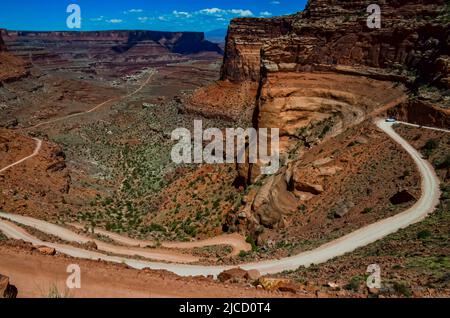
[0, 0, 307, 32]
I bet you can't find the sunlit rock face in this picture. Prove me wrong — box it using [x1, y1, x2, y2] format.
[221, 0, 448, 237]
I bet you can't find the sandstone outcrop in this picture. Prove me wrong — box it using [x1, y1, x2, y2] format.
[37, 246, 56, 256]
[220, 17, 294, 82]
[220, 0, 448, 240]
[217, 268, 260, 283]
[0, 274, 18, 298]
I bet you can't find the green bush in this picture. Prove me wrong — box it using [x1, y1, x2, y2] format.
[422, 139, 438, 157]
[434, 155, 450, 169]
[238, 250, 249, 258]
[147, 223, 166, 233]
[362, 207, 373, 214]
[417, 230, 432, 240]
[392, 281, 412, 297]
[346, 276, 363, 291]
[246, 235, 258, 252]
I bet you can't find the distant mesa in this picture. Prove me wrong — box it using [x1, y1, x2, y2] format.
[1, 30, 223, 56]
[0, 29, 223, 77]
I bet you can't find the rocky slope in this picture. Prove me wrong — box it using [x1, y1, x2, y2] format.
[218, 0, 449, 242]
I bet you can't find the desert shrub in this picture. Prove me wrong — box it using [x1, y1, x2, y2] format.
[417, 230, 432, 240]
[346, 276, 363, 291]
[238, 250, 249, 258]
[392, 281, 412, 297]
[362, 207, 373, 214]
[319, 125, 331, 139]
[441, 184, 450, 200]
[422, 139, 438, 157]
[246, 235, 258, 252]
[147, 223, 166, 233]
[434, 155, 450, 169]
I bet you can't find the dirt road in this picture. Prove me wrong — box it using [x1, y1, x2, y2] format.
[0, 120, 443, 277]
[27, 69, 156, 129]
[0, 246, 277, 298]
[68, 222, 250, 256]
[0, 138, 41, 174]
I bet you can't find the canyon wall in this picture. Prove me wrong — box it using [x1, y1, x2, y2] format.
[221, 0, 449, 88]
[0, 30, 27, 83]
[2, 30, 223, 55]
[220, 17, 294, 82]
[1, 30, 223, 76]
[220, 0, 449, 241]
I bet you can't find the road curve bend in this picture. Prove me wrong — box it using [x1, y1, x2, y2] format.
[0, 138, 42, 174]
[0, 120, 442, 277]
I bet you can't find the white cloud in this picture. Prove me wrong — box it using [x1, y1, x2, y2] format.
[229, 9, 254, 17]
[197, 8, 253, 17]
[124, 9, 143, 14]
[260, 11, 272, 17]
[106, 19, 123, 24]
[199, 8, 224, 15]
[173, 10, 192, 18]
[90, 16, 104, 22]
[140, 7, 255, 27]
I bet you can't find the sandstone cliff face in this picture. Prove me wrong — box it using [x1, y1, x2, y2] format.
[220, 17, 294, 82]
[222, 0, 449, 88]
[221, 0, 449, 239]
[0, 30, 27, 83]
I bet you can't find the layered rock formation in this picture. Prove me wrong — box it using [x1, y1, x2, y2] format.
[0, 29, 27, 83]
[220, 17, 294, 82]
[1, 30, 222, 76]
[222, 0, 449, 89]
[220, 0, 449, 240]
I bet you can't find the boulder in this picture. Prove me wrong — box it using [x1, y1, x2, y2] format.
[37, 246, 56, 256]
[294, 181, 324, 195]
[217, 267, 250, 283]
[247, 269, 261, 281]
[333, 201, 354, 218]
[83, 241, 98, 250]
[252, 174, 298, 229]
[217, 268, 259, 283]
[258, 277, 298, 293]
[0, 274, 18, 298]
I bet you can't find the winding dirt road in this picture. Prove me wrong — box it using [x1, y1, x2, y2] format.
[27, 69, 156, 130]
[68, 222, 250, 256]
[396, 121, 450, 134]
[0, 119, 443, 277]
[0, 138, 42, 174]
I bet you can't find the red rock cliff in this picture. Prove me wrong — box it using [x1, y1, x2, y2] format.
[220, 17, 294, 82]
[0, 29, 27, 83]
[220, 0, 449, 237]
[221, 0, 449, 89]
